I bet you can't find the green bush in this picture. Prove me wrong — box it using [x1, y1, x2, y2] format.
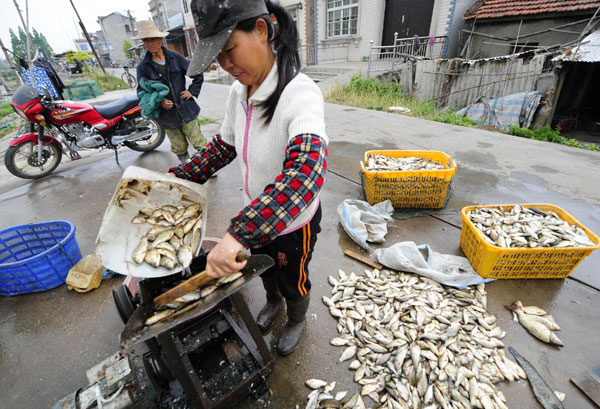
[84, 69, 127, 92]
[510, 125, 600, 152]
[0, 102, 14, 119]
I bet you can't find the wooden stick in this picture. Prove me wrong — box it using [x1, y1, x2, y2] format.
[343, 250, 383, 270]
[153, 252, 249, 307]
[153, 270, 213, 307]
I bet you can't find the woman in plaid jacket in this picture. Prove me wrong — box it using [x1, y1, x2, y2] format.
[169, 0, 328, 355]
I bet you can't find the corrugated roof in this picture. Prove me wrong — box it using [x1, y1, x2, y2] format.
[554, 30, 600, 62]
[465, 0, 600, 20]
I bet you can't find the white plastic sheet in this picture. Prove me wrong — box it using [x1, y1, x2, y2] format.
[373, 241, 491, 288]
[337, 199, 394, 250]
[95, 166, 207, 278]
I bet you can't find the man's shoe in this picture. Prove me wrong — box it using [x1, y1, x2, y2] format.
[177, 153, 190, 163]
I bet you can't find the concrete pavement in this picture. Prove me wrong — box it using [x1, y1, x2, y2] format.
[0, 82, 599, 409]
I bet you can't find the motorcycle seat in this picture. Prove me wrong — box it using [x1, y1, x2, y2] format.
[93, 95, 139, 119]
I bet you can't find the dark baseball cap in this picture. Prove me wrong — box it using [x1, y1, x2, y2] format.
[187, 0, 269, 77]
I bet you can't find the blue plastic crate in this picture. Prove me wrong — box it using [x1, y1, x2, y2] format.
[0, 221, 82, 296]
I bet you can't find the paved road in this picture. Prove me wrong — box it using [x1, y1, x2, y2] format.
[0, 82, 598, 409]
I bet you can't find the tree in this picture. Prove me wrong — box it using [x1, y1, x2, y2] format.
[9, 28, 27, 64]
[31, 28, 54, 60]
[65, 51, 91, 64]
[10, 26, 54, 62]
[122, 40, 135, 59]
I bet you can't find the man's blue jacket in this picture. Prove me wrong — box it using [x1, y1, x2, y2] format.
[136, 47, 204, 129]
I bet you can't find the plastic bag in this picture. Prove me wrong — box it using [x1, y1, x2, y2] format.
[337, 199, 394, 250]
[373, 241, 491, 288]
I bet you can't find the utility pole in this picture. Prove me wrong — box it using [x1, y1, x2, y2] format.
[68, 0, 106, 73]
[0, 37, 24, 85]
[12, 0, 34, 85]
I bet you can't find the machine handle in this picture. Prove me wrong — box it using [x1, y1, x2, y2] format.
[153, 252, 249, 307]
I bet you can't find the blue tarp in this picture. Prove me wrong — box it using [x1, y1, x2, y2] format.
[457, 91, 542, 131]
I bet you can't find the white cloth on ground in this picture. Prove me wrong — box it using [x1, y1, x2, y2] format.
[373, 241, 491, 288]
[337, 199, 394, 250]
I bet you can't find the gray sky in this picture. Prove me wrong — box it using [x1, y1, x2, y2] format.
[0, 0, 153, 56]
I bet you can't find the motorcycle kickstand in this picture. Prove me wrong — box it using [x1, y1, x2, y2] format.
[113, 148, 120, 165]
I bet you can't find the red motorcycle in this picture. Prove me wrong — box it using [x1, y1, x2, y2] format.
[5, 84, 165, 179]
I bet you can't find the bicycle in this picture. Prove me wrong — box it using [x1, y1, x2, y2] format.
[121, 66, 137, 89]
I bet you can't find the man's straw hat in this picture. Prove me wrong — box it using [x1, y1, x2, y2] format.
[132, 20, 168, 40]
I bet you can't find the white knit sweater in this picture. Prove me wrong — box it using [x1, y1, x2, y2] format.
[220, 63, 328, 234]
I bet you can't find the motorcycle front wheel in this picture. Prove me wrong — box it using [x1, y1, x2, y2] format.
[4, 141, 62, 179]
[124, 118, 165, 152]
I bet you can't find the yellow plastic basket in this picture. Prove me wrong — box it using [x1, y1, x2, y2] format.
[360, 150, 457, 209]
[460, 203, 600, 279]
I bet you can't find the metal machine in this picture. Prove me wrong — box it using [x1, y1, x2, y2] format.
[52, 249, 274, 409]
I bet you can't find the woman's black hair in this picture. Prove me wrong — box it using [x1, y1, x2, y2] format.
[235, 1, 300, 124]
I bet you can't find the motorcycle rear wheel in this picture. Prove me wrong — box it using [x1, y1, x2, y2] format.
[5, 141, 62, 179]
[124, 119, 165, 152]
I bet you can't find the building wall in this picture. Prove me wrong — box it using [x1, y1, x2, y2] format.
[446, 0, 474, 57]
[316, 0, 386, 62]
[98, 13, 136, 65]
[279, 0, 307, 46]
[468, 16, 591, 59]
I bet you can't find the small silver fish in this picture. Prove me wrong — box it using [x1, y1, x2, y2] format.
[132, 237, 149, 264]
[178, 246, 193, 268]
[144, 249, 161, 268]
[145, 309, 174, 326]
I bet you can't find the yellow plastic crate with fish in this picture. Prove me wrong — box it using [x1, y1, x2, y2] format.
[460, 203, 600, 279]
[360, 150, 457, 209]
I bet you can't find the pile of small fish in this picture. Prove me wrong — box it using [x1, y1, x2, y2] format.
[131, 203, 203, 270]
[365, 154, 446, 172]
[314, 268, 526, 409]
[505, 301, 563, 347]
[144, 271, 244, 326]
[467, 204, 595, 249]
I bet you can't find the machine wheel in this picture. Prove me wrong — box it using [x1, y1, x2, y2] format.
[124, 119, 165, 152]
[112, 285, 137, 324]
[4, 141, 62, 179]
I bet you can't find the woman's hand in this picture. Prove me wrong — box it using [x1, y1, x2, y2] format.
[180, 90, 193, 100]
[206, 232, 247, 278]
[161, 99, 174, 110]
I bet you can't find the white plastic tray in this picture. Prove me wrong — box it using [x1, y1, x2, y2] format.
[95, 166, 207, 278]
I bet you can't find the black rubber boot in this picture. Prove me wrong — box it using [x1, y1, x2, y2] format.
[256, 277, 284, 332]
[277, 293, 310, 356]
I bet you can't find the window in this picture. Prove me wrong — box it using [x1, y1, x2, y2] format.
[327, 0, 358, 37]
[80, 44, 89, 51]
[288, 7, 298, 23]
[183, 0, 189, 14]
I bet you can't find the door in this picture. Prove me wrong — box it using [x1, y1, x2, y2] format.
[382, 0, 435, 45]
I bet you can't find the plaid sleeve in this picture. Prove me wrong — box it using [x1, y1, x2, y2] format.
[169, 135, 236, 183]
[228, 134, 327, 248]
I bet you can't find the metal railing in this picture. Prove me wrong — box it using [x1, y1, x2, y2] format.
[299, 43, 350, 66]
[367, 34, 448, 76]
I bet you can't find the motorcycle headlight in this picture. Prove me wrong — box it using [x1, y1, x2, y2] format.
[13, 106, 27, 119]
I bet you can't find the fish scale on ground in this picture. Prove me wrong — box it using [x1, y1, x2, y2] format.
[308, 269, 526, 409]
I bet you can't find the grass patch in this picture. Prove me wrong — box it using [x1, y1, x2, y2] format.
[325, 76, 475, 127]
[509, 125, 600, 152]
[198, 117, 216, 125]
[0, 102, 14, 119]
[83, 69, 127, 92]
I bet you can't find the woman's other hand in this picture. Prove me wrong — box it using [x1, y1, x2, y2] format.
[206, 232, 247, 278]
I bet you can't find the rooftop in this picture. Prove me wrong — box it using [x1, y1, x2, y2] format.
[465, 0, 600, 20]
